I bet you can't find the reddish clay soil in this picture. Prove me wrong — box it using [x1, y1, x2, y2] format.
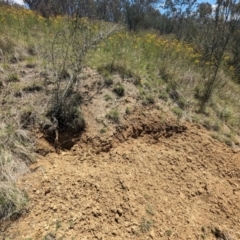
[1, 108, 240, 240]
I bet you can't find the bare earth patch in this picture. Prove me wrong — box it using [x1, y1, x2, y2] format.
[1, 107, 240, 240]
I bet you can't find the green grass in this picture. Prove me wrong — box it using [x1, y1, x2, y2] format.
[113, 83, 125, 97]
[106, 109, 120, 123]
[139, 218, 153, 233]
[104, 94, 112, 101]
[7, 73, 19, 82]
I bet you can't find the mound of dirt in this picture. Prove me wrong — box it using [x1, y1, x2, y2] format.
[1, 108, 240, 240]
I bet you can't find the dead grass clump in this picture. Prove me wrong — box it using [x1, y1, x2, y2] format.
[0, 117, 35, 220]
[0, 182, 28, 220]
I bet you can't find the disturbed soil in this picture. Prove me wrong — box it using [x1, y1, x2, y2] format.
[1, 107, 240, 240]
[1, 59, 240, 239]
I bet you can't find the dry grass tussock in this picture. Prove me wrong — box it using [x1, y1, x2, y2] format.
[0, 114, 35, 220]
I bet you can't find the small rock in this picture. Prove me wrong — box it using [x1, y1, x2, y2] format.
[149, 230, 155, 239]
[232, 148, 240, 153]
[111, 207, 116, 213]
[117, 208, 123, 216]
[159, 231, 164, 237]
[131, 226, 138, 234]
[115, 214, 119, 223]
[52, 205, 58, 211]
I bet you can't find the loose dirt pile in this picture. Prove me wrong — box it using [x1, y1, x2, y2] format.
[1, 108, 240, 240]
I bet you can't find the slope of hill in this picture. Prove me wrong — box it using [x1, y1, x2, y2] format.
[1, 105, 240, 240]
[1, 5, 240, 240]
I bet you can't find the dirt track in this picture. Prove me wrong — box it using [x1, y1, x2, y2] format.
[1, 108, 240, 240]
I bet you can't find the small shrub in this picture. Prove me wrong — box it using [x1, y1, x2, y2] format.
[56, 219, 61, 230]
[223, 138, 232, 147]
[7, 73, 19, 82]
[100, 128, 107, 134]
[0, 188, 27, 221]
[212, 121, 221, 131]
[211, 132, 222, 142]
[143, 82, 151, 90]
[104, 78, 113, 87]
[165, 229, 172, 237]
[113, 83, 125, 97]
[43, 233, 56, 240]
[159, 66, 172, 82]
[104, 94, 112, 101]
[125, 107, 131, 115]
[97, 65, 110, 78]
[0, 80, 4, 89]
[97, 80, 102, 86]
[23, 84, 43, 92]
[25, 56, 36, 69]
[47, 91, 85, 133]
[59, 69, 71, 80]
[142, 95, 155, 105]
[194, 85, 203, 100]
[0, 37, 15, 55]
[172, 107, 183, 118]
[139, 218, 153, 233]
[27, 44, 37, 56]
[26, 63, 36, 69]
[178, 97, 188, 109]
[146, 205, 155, 216]
[98, 63, 134, 79]
[106, 109, 119, 123]
[0, 119, 34, 220]
[192, 115, 200, 124]
[203, 119, 212, 130]
[219, 107, 233, 122]
[159, 91, 168, 101]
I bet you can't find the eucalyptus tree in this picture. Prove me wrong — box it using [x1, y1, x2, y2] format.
[196, 0, 240, 111]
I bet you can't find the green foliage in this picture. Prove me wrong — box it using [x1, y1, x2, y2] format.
[47, 90, 85, 133]
[139, 218, 153, 233]
[104, 77, 113, 87]
[100, 128, 107, 134]
[43, 233, 56, 240]
[0, 37, 15, 56]
[23, 83, 43, 92]
[172, 107, 183, 118]
[165, 229, 172, 237]
[158, 90, 168, 102]
[106, 109, 119, 123]
[142, 94, 155, 105]
[159, 65, 172, 82]
[56, 219, 61, 230]
[7, 73, 19, 82]
[125, 107, 131, 115]
[45, 17, 118, 135]
[104, 94, 112, 101]
[98, 62, 137, 80]
[146, 204, 155, 216]
[113, 83, 125, 97]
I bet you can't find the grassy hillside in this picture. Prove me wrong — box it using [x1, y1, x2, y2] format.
[0, 5, 240, 220]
